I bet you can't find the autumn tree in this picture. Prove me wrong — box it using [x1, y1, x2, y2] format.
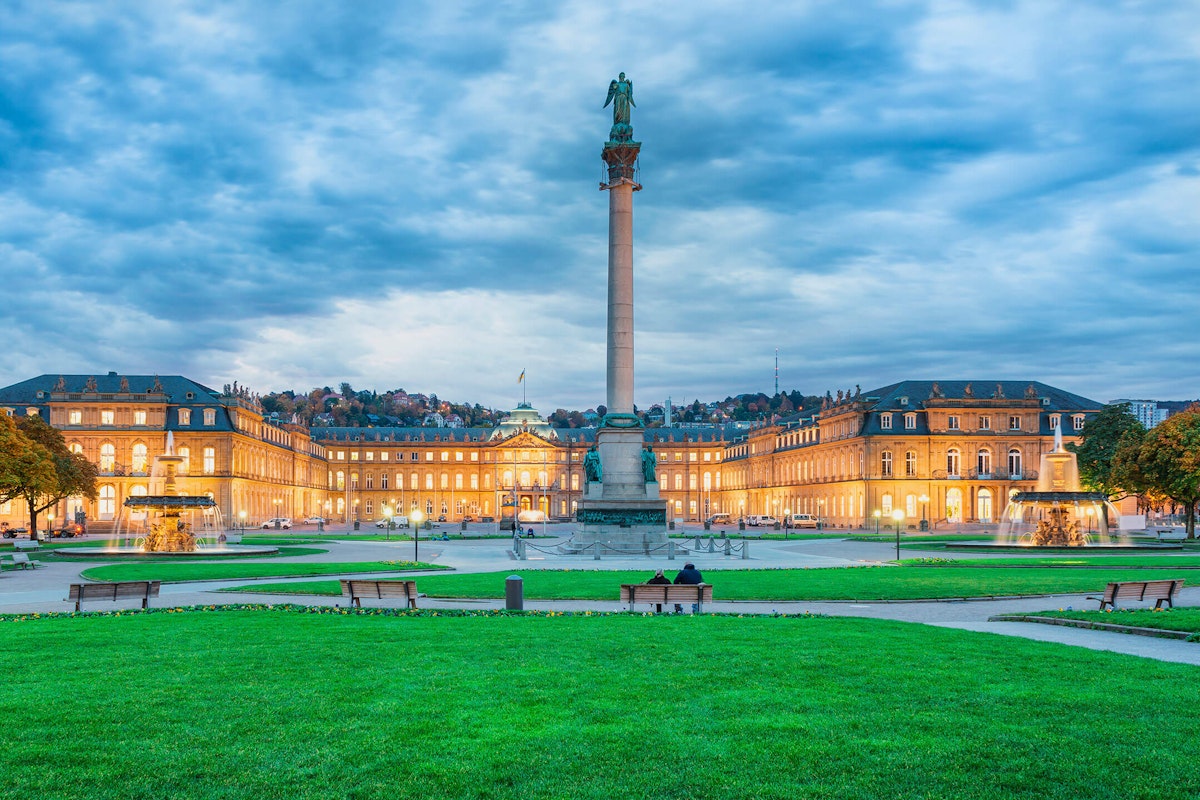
[13, 415, 98, 539]
[1114, 405, 1200, 539]
[1068, 402, 1145, 498]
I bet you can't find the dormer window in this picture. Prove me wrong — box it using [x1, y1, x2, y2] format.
[880, 413, 893, 430]
[1073, 415, 1085, 431]
[203, 408, 216, 426]
[904, 413, 917, 430]
[178, 409, 192, 426]
[1049, 414, 1061, 431]
[948, 415, 960, 431]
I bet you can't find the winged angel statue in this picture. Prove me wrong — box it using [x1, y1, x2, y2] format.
[604, 73, 635, 141]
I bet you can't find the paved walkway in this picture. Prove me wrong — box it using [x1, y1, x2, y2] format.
[3, 529, 1198, 666]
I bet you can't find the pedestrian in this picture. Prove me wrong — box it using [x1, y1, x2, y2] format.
[645, 568, 671, 613]
[673, 561, 704, 613]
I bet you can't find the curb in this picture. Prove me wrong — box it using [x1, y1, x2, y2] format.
[989, 614, 1195, 641]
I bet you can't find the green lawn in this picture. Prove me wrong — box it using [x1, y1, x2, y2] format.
[0, 609, 1196, 799]
[79, 560, 448, 583]
[222, 566, 1196, 601]
[1024, 607, 1200, 634]
[920, 555, 1200, 568]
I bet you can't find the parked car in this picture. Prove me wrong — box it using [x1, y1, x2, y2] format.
[706, 513, 731, 525]
[437, 514, 447, 522]
[746, 515, 779, 527]
[787, 513, 818, 529]
[462, 515, 475, 523]
[49, 523, 85, 538]
[261, 517, 292, 529]
[303, 516, 328, 524]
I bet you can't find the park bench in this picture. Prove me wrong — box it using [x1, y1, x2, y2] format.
[1, 553, 40, 571]
[67, 581, 161, 612]
[620, 583, 713, 613]
[339, 579, 419, 609]
[1087, 579, 1184, 611]
[14, 539, 39, 551]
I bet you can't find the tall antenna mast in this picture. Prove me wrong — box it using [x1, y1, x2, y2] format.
[774, 347, 779, 396]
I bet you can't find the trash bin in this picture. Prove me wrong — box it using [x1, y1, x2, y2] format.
[317, 521, 324, 532]
[353, 520, 360, 531]
[738, 521, 746, 531]
[505, 575, 524, 611]
[920, 519, 929, 532]
[668, 521, 675, 530]
[703, 521, 711, 531]
[461, 520, 467, 532]
[274, 520, 281, 530]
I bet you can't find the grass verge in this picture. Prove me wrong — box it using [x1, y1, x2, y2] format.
[221, 565, 1193, 602]
[78, 560, 449, 583]
[1, 607, 1198, 799]
[1021, 606, 1200, 634]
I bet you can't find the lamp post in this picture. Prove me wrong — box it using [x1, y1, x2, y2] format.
[383, 505, 393, 541]
[816, 499, 824, 531]
[273, 498, 281, 529]
[873, 509, 881, 534]
[238, 510, 246, 535]
[784, 507, 791, 540]
[410, 509, 425, 562]
[47, 511, 55, 538]
[919, 494, 929, 532]
[892, 509, 905, 561]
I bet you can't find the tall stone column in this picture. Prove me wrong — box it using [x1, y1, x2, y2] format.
[567, 73, 668, 553]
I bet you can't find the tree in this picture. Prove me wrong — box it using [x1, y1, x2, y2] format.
[0, 414, 42, 506]
[14, 415, 98, 539]
[1068, 403, 1145, 498]
[1115, 405, 1200, 539]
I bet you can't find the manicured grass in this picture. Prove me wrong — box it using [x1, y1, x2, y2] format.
[0, 608, 1197, 799]
[47, 546, 328, 562]
[224, 566, 1196, 601]
[922, 555, 1200, 568]
[79, 560, 448, 583]
[1025, 606, 1200, 634]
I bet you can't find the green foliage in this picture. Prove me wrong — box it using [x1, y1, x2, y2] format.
[0, 609, 1197, 799]
[0, 414, 97, 533]
[1117, 405, 1200, 538]
[1068, 402, 1144, 496]
[1028, 606, 1200, 633]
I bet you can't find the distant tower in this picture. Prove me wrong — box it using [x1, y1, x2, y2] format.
[774, 347, 779, 396]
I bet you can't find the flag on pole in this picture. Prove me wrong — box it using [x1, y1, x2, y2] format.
[518, 369, 525, 384]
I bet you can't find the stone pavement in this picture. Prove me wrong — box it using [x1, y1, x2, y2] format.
[2, 529, 1198, 666]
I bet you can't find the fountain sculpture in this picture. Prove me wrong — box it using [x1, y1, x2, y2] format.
[999, 421, 1117, 547]
[122, 432, 216, 551]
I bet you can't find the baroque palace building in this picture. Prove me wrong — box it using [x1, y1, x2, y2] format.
[0, 374, 1101, 532]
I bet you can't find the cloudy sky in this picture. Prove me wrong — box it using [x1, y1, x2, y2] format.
[2, 1, 1198, 412]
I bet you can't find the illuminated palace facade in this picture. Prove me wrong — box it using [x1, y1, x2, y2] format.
[0, 375, 1100, 531]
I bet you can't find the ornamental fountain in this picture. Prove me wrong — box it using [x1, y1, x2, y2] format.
[998, 422, 1120, 547]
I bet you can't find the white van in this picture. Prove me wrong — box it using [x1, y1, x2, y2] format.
[746, 515, 779, 527]
[706, 513, 731, 525]
[786, 513, 818, 529]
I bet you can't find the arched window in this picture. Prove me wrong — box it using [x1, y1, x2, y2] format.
[350, 473, 359, 491]
[178, 446, 190, 474]
[905, 494, 917, 518]
[425, 474, 433, 490]
[1008, 448, 1022, 478]
[882, 493, 893, 514]
[336, 471, 345, 490]
[977, 489, 993, 523]
[365, 473, 374, 490]
[440, 472, 448, 490]
[202, 447, 215, 474]
[977, 448, 992, 477]
[880, 451, 893, 477]
[381, 473, 389, 490]
[946, 488, 963, 523]
[503, 470, 513, 487]
[905, 451, 917, 477]
[946, 448, 961, 477]
[455, 474, 463, 490]
[100, 443, 115, 472]
[99, 485, 116, 519]
[520, 471, 530, 487]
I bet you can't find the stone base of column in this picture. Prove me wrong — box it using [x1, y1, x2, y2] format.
[566, 426, 669, 554]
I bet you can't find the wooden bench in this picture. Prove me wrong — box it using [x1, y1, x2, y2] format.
[67, 581, 161, 612]
[340, 579, 419, 609]
[1087, 579, 1184, 611]
[14, 539, 39, 551]
[620, 583, 713, 613]
[1, 553, 40, 570]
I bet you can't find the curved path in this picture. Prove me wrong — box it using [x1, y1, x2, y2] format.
[3, 529, 1197, 665]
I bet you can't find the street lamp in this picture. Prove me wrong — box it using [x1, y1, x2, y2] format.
[238, 510, 246, 534]
[47, 511, 55, 538]
[784, 507, 791, 540]
[892, 509, 905, 561]
[873, 509, 881, 534]
[383, 505, 393, 541]
[410, 509, 425, 562]
[919, 494, 930, 532]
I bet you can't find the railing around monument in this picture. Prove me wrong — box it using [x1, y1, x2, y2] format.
[514, 534, 750, 561]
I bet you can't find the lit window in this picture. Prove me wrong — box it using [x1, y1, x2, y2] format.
[1049, 414, 1061, 431]
[203, 408, 216, 426]
[881, 451, 893, 477]
[425, 474, 433, 490]
[380, 452, 389, 462]
[456, 452, 463, 462]
[979, 415, 990, 431]
[351, 473, 359, 490]
[178, 447, 190, 474]
[100, 443, 115, 472]
[134, 410, 147, 426]
[1009, 416, 1021, 431]
[336, 472, 345, 490]
[426, 452, 433, 462]
[350, 452, 359, 461]
[441, 451, 449, 462]
[101, 410, 114, 425]
[905, 451, 917, 477]
[441, 473, 449, 490]
[70, 442, 83, 455]
[132, 444, 148, 473]
[947, 415, 960, 431]
[455, 474, 463, 490]
[1008, 449, 1022, 477]
[69, 410, 81, 425]
[977, 449, 992, 476]
[365, 452, 374, 461]
[880, 413, 893, 430]
[203, 447, 215, 475]
[946, 448, 961, 477]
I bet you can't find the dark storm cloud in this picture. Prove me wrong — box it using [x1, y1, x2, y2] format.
[0, 0, 1197, 408]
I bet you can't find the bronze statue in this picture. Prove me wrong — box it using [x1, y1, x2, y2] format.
[642, 447, 658, 483]
[604, 73, 635, 141]
[584, 445, 602, 482]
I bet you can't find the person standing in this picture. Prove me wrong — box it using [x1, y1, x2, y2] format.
[673, 562, 704, 613]
[645, 568, 670, 613]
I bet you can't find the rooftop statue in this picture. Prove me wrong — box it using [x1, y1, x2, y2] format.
[604, 72, 635, 141]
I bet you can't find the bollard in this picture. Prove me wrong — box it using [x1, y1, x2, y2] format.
[707, 537, 715, 553]
[516, 539, 527, 560]
[668, 540, 676, 560]
[461, 520, 467, 532]
[353, 520, 360, 531]
[594, 542, 602, 561]
[724, 538, 732, 557]
[741, 539, 750, 559]
[505, 575, 524, 611]
[317, 521, 324, 532]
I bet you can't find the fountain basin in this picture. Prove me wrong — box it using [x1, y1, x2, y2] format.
[56, 544, 280, 558]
